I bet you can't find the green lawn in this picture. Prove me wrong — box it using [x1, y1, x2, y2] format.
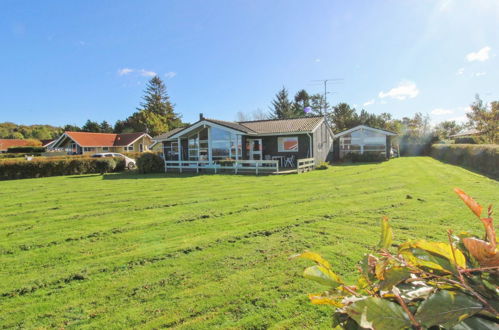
[0, 157, 497, 329]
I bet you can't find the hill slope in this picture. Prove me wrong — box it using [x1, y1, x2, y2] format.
[0, 157, 497, 328]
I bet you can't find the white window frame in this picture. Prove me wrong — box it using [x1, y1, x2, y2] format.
[278, 136, 299, 152]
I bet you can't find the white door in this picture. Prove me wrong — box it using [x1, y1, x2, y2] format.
[248, 139, 262, 160]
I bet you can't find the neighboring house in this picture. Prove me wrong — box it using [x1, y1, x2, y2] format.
[449, 129, 481, 139]
[40, 139, 56, 149]
[0, 139, 38, 153]
[50, 132, 153, 155]
[333, 125, 397, 160]
[153, 114, 333, 167]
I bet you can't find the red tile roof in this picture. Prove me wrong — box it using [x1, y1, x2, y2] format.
[65, 132, 117, 147]
[62, 132, 149, 147]
[0, 139, 35, 151]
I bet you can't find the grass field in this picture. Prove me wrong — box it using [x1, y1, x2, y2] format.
[1, 157, 498, 329]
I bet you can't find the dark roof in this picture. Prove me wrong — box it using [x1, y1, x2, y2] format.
[154, 116, 326, 141]
[238, 116, 324, 134]
[114, 132, 148, 146]
[153, 127, 186, 140]
[206, 118, 255, 134]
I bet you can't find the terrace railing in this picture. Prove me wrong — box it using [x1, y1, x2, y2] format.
[297, 158, 315, 174]
[164, 160, 279, 175]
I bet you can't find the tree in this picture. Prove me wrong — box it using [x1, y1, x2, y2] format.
[466, 95, 499, 144]
[119, 76, 182, 136]
[99, 121, 113, 133]
[269, 87, 294, 119]
[63, 124, 81, 132]
[434, 120, 463, 140]
[291, 89, 311, 117]
[82, 120, 101, 132]
[330, 103, 358, 133]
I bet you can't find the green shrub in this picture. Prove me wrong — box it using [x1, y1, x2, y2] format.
[454, 136, 479, 144]
[114, 158, 126, 172]
[344, 152, 386, 162]
[95, 158, 116, 174]
[292, 189, 499, 329]
[7, 146, 46, 153]
[431, 144, 499, 179]
[0, 153, 43, 159]
[0, 157, 126, 180]
[137, 153, 164, 173]
[315, 161, 329, 170]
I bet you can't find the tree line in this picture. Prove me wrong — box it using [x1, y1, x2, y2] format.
[245, 87, 497, 144]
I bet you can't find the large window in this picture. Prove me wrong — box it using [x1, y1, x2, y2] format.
[163, 141, 179, 160]
[211, 127, 241, 161]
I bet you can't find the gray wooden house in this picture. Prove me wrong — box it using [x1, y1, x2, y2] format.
[153, 114, 333, 172]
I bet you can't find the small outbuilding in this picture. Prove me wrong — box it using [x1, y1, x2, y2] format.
[333, 125, 397, 160]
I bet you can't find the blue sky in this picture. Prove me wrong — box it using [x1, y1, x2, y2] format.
[1, 0, 498, 127]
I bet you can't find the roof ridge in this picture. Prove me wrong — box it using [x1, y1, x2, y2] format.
[237, 115, 323, 124]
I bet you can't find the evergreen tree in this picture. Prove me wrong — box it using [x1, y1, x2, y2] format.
[269, 87, 294, 119]
[292, 89, 310, 117]
[119, 76, 182, 136]
[82, 120, 101, 132]
[99, 121, 113, 133]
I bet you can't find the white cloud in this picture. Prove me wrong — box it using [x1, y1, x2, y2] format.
[475, 72, 486, 77]
[363, 99, 375, 107]
[164, 72, 177, 79]
[449, 115, 468, 123]
[139, 69, 157, 77]
[118, 68, 134, 76]
[466, 46, 491, 62]
[431, 108, 453, 115]
[378, 81, 419, 100]
[456, 67, 464, 75]
[118, 68, 157, 77]
[315, 58, 321, 63]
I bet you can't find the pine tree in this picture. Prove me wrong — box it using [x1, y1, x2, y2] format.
[269, 87, 294, 119]
[130, 76, 182, 136]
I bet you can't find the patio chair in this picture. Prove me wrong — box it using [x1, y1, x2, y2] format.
[284, 155, 295, 168]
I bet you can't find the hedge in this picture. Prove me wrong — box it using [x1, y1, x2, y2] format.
[0, 157, 126, 180]
[430, 144, 499, 179]
[7, 146, 46, 153]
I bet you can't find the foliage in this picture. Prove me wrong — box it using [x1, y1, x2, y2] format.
[434, 120, 464, 140]
[431, 144, 499, 179]
[454, 136, 479, 144]
[0, 157, 497, 328]
[136, 152, 164, 173]
[269, 87, 296, 119]
[344, 152, 386, 162]
[293, 189, 499, 329]
[0, 153, 43, 159]
[466, 95, 499, 144]
[0, 122, 62, 139]
[0, 157, 125, 180]
[116, 76, 182, 136]
[81, 120, 114, 133]
[315, 161, 329, 170]
[7, 146, 45, 153]
[94, 158, 117, 174]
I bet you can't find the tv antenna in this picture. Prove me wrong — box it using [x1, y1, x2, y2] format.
[310, 78, 344, 113]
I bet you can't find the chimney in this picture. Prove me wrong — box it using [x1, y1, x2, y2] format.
[199, 113, 204, 120]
